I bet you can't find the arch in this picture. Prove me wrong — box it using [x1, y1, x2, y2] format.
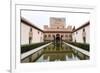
[56, 34, 60, 42]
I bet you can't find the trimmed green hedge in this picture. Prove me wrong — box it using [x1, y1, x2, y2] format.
[65, 41, 90, 51]
[21, 42, 50, 53]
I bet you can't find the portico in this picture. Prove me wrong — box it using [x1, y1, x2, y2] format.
[44, 17, 72, 42]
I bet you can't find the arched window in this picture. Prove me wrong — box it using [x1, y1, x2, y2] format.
[48, 34, 51, 37]
[76, 31, 78, 34]
[44, 35, 47, 38]
[65, 35, 68, 37]
[30, 27, 32, 31]
[83, 28, 85, 32]
[38, 31, 40, 34]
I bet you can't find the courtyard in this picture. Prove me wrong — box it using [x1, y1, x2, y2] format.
[21, 10, 90, 63]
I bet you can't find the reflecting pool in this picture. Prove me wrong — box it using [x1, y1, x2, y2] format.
[21, 42, 89, 63]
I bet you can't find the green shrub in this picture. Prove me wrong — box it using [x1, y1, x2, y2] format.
[65, 41, 90, 51]
[21, 42, 50, 53]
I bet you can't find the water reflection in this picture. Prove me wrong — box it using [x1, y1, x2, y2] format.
[21, 42, 89, 63]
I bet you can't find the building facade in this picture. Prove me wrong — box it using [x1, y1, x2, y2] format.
[44, 17, 72, 42]
[21, 17, 90, 45]
[21, 17, 44, 45]
[72, 21, 90, 44]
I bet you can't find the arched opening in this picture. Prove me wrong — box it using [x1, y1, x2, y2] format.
[56, 34, 60, 42]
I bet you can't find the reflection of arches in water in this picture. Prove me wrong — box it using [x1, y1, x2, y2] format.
[53, 42, 63, 50]
[67, 53, 73, 59]
[43, 54, 48, 60]
[44, 54, 66, 61]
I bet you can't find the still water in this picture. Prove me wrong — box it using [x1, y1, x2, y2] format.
[21, 42, 89, 63]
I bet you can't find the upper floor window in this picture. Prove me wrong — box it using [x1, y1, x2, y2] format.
[83, 28, 85, 32]
[29, 27, 33, 37]
[38, 31, 40, 34]
[82, 28, 86, 37]
[76, 31, 78, 34]
[30, 27, 32, 32]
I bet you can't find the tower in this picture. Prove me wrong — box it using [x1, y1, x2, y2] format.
[50, 17, 66, 29]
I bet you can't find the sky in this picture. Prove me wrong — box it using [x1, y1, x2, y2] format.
[21, 10, 90, 30]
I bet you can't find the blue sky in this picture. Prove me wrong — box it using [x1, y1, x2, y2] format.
[21, 10, 90, 30]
